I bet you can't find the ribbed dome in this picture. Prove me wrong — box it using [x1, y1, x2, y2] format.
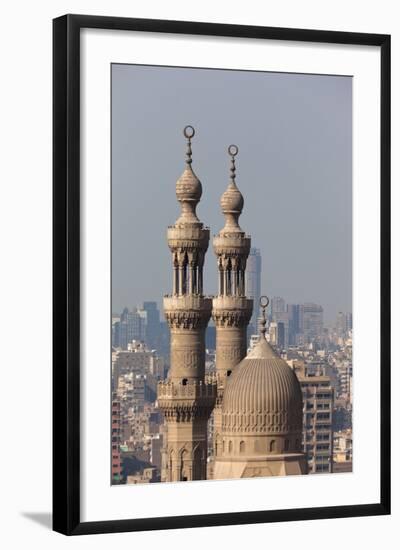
[220, 181, 244, 214]
[221, 337, 303, 434]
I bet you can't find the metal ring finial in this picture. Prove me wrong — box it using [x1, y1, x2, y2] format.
[183, 125, 195, 139]
[228, 144, 238, 157]
[183, 126, 195, 165]
[258, 296, 269, 338]
[228, 144, 238, 183]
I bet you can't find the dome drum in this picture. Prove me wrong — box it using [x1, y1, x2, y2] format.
[216, 434, 303, 458]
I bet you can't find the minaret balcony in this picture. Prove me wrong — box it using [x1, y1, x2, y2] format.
[158, 378, 217, 399]
[212, 296, 253, 328]
[213, 233, 251, 256]
[164, 294, 212, 312]
[157, 379, 217, 418]
[167, 225, 210, 250]
[163, 295, 212, 330]
[212, 295, 253, 312]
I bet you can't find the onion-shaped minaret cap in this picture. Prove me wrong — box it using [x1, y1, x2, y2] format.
[175, 126, 202, 224]
[220, 145, 244, 230]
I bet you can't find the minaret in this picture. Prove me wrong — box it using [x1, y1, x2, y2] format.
[158, 126, 216, 482]
[211, 145, 253, 463]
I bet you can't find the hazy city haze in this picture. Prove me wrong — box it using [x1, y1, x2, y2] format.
[111, 64, 352, 323]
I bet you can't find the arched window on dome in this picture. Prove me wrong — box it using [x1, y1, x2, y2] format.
[269, 440, 276, 452]
[228, 440, 233, 453]
[239, 441, 245, 453]
[284, 439, 290, 452]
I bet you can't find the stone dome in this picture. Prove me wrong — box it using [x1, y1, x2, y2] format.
[221, 337, 303, 434]
[220, 181, 244, 214]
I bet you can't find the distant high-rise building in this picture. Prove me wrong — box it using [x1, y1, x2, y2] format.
[276, 320, 286, 349]
[142, 301, 161, 349]
[292, 361, 334, 474]
[302, 303, 324, 343]
[270, 296, 286, 319]
[287, 304, 302, 346]
[113, 307, 146, 349]
[117, 372, 157, 413]
[111, 395, 123, 483]
[270, 297, 289, 348]
[112, 341, 165, 390]
[245, 248, 261, 329]
[333, 429, 352, 472]
[335, 311, 353, 338]
[269, 321, 278, 346]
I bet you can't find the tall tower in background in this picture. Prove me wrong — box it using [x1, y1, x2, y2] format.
[142, 301, 161, 349]
[211, 145, 253, 462]
[158, 127, 216, 482]
[245, 248, 262, 331]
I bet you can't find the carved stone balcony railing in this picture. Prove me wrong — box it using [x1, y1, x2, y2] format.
[164, 295, 212, 312]
[212, 295, 253, 311]
[158, 379, 216, 399]
[157, 379, 217, 420]
[167, 225, 210, 250]
[213, 233, 251, 256]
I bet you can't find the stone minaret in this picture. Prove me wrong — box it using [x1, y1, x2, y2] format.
[158, 126, 216, 482]
[211, 145, 253, 463]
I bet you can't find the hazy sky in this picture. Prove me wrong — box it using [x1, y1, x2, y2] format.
[112, 64, 352, 324]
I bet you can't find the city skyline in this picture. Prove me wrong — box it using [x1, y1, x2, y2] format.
[112, 64, 352, 324]
[111, 128, 353, 483]
[112, 297, 352, 330]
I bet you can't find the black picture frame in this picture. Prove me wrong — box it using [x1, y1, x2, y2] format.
[53, 14, 391, 536]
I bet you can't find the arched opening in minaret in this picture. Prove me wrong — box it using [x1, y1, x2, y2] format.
[226, 370, 232, 377]
[182, 378, 188, 386]
[284, 439, 290, 452]
[182, 252, 188, 294]
[269, 440, 276, 452]
[228, 440, 233, 453]
[218, 263, 224, 295]
[193, 446, 203, 480]
[239, 441, 245, 453]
